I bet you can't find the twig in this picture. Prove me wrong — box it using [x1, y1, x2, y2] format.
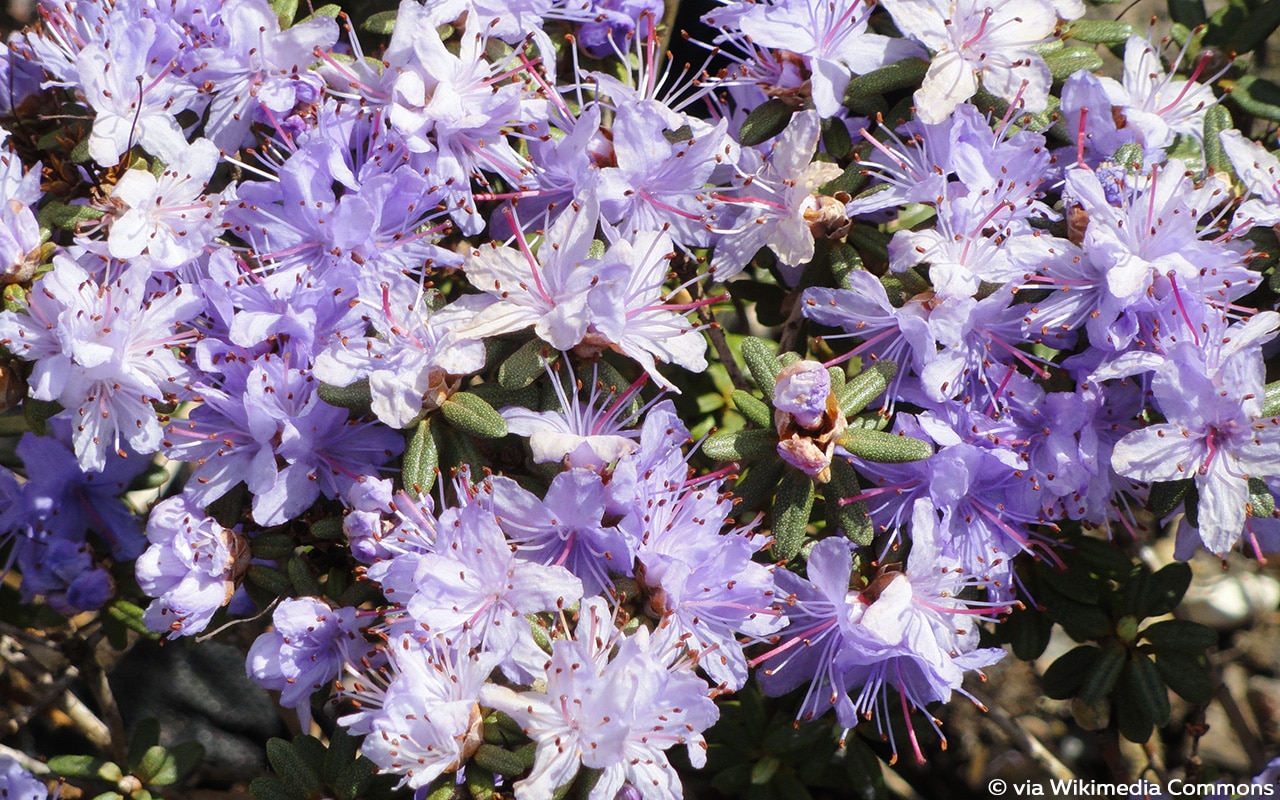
[695, 301, 749, 392]
[1217, 680, 1268, 771]
[87, 663, 128, 766]
[58, 690, 112, 750]
[6, 663, 80, 735]
[0, 743, 50, 774]
[967, 685, 1077, 784]
[776, 291, 806, 356]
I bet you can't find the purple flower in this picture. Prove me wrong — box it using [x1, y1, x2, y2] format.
[15, 537, 113, 614]
[76, 13, 198, 165]
[378, 502, 583, 680]
[0, 430, 146, 560]
[312, 278, 486, 428]
[708, 0, 921, 118]
[755, 523, 1003, 763]
[1101, 312, 1280, 555]
[635, 480, 783, 690]
[480, 597, 718, 800]
[774, 360, 831, 429]
[711, 110, 843, 281]
[247, 597, 373, 728]
[596, 99, 729, 246]
[339, 634, 494, 791]
[106, 139, 226, 267]
[195, 0, 338, 152]
[577, 0, 663, 57]
[163, 356, 404, 526]
[0, 257, 202, 472]
[135, 495, 248, 639]
[880, 0, 1059, 125]
[0, 756, 48, 800]
[489, 468, 635, 596]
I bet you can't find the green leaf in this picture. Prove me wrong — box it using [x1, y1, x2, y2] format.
[1065, 19, 1136, 44]
[471, 744, 532, 777]
[268, 0, 298, 28]
[291, 736, 326, 782]
[838, 361, 897, 416]
[297, 3, 339, 21]
[441, 392, 508, 439]
[251, 776, 303, 800]
[362, 9, 397, 34]
[1203, 105, 1234, 178]
[741, 337, 780, 392]
[738, 99, 795, 147]
[1044, 47, 1106, 81]
[250, 531, 296, 561]
[1145, 563, 1193, 618]
[50, 754, 114, 779]
[826, 243, 862, 289]
[1042, 593, 1111, 641]
[137, 745, 181, 786]
[38, 200, 105, 232]
[1079, 644, 1126, 705]
[310, 517, 345, 541]
[24, 397, 63, 436]
[1149, 479, 1193, 519]
[333, 759, 376, 800]
[1125, 653, 1171, 729]
[842, 58, 929, 113]
[1263, 379, 1280, 416]
[266, 739, 324, 800]
[106, 600, 155, 639]
[825, 457, 872, 546]
[1230, 75, 1280, 123]
[1142, 619, 1217, 652]
[702, 428, 778, 462]
[1227, 0, 1280, 54]
[1042, 645, 1102, 699]
[750, 756, 780, 786]
[1169, 0, 1208, 27]
[1004, 604, 1053, 661]
[128, 719, 162, 772]
[731, 390, 773, 429]
[733, 459, 785, 511]
[1154, 650, 1215, 705]
[324, 728, 361, 787]
[772, 470, 815, 560]
[1249, 477, 1276, 517]
[247, 564, 293, 597]
[402, 417, 439, 499]
[498, 338, 549, 390]
[837, 428, 931, 463]
[317, 380, 373, 413]
[286, 556, 322, 598]
[1115, 684, 1154, 743]
[821, 116, 852, 161]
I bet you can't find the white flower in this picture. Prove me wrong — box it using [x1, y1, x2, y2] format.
[880, 0, 1058, 124]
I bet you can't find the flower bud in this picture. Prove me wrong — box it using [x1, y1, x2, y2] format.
[773, 360, 831, 430]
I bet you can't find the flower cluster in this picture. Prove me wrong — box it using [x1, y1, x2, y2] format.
[2, 0, 1280, 796]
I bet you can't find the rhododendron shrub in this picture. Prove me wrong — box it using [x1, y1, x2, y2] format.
[3, 0, 1280, 798]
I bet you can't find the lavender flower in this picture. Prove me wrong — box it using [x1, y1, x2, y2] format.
[339, 635, 494, 790]
[0, 258, 202, 472]
[0, 756, 48, 800]
[480, 597, 719, 800]
[247, 597, 373, 728]
[106, 139, 226, 267]
[880, 0, 1060, 124]
[135, 495, 248, 639]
